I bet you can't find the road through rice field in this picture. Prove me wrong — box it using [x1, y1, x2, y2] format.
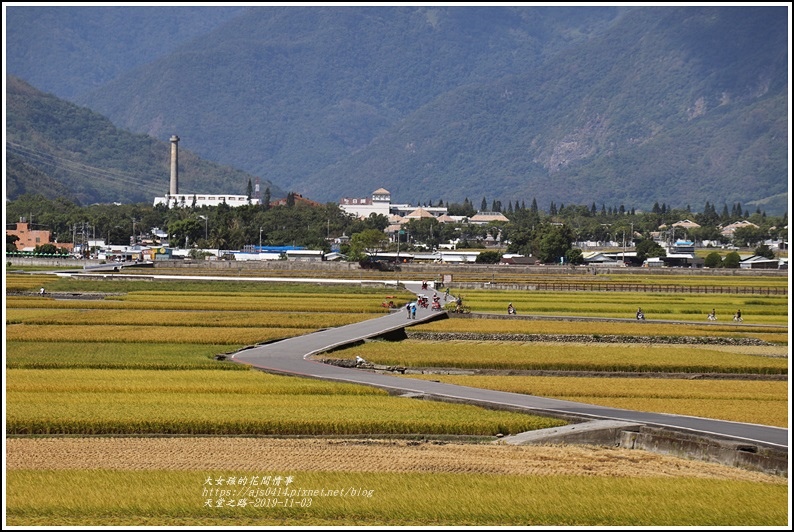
[231, 281, 788, 450]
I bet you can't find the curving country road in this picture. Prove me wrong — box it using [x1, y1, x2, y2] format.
[230, 281, 788, 450]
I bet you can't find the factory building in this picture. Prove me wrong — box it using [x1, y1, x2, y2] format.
[153, 135, 260, 208]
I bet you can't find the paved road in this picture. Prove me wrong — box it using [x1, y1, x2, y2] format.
[232, 281, 789, 450]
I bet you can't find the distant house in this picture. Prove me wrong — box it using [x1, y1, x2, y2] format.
[581, 251, 621, 266]
[270, 192, 320, 208]
[339, 188, 392, 218]
[403, 207, 435, 220]
[669, 240, 695, 254]
[6, 221, 51, 251]
[672, 219, 701, 230]
[739, 255, 782, 270]
[720, 220, 759, 238]
[500, 254, 540, 266]
[6, 221, 73, 253]
[286, 249, 324, 262]
[340, 188, 450, 220]
[468, 212, 509, 225]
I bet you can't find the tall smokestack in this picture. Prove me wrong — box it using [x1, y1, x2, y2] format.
[169, 135, 180, 195]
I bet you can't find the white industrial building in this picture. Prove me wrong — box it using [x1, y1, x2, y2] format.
[340, 188, 448, 219]
[152, 135, 260, 209]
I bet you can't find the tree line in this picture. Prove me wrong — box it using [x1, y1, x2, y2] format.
[5, 193, 787, 264]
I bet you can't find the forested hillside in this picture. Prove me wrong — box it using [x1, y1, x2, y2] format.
[5, 6, 246, 100]
[5, 6, 788, 213]
[301, 7, 788, 213]
[5, 76, 283, 205]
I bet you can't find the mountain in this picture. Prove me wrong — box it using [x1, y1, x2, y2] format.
[4, 6, 246, 101]
[5, 6, 789, 214]
[301, 7, 789, 213]
[5, 76, 284, 206]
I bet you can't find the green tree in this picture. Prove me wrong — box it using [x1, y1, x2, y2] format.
[704, 252, 723, 268]
[565, 248, 584, 265]
[167, 218, 204, 247]
[635, 238, 667, 262]
[537, 225, 573, 263]
[505, 228, 535, 256]
[349, 229, 389, 260]
[263, 187, 271, 210]
[754, 244, 776, 259]
[732, 226, 765, 248]
[33, 243, 65, 255]
[475, 250, 502, 264]
[722, 251, 741, 268]
[7, 233, 20, 251]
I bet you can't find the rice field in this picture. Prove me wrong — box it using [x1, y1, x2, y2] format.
[6, 369, 560, 436]
[4, 270, 789, 526]
[413, 317, 789, 344]
[6, 439, 788, 526]
[5, 341, 247, 370]
[329, 339, 789, 374]
[449, 291, 789, 324]
[400, 374, 789, 428]
[5, 308, 380, 328]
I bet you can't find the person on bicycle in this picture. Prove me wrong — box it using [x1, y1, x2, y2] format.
[507, 303, 515, 315]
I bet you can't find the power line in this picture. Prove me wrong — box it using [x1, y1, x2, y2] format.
[6, 141, 164, 194]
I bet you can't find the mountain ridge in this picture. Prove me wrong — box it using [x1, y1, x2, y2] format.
[5, 5, 789, 213]
[5, 76, 285, 206]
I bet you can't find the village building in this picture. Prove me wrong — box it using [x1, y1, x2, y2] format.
[6, 221, 74, 253]
[340, 188, 449, 219]
[720, 220, 759, 238]
[468, 212, 510, 225]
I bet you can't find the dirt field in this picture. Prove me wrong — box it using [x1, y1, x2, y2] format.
[6, 437, 784, 484]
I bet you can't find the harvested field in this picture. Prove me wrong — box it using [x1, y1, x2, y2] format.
[6, 437, 785, 484]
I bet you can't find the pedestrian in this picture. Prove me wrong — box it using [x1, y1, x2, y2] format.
[406, 302, 412, 319]
[507, 303, 515, 315]
[411, 302, 417, 319]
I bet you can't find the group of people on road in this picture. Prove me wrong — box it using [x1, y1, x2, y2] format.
[406, 300, 417, 319]
[706, 308, 742, 321]
[400, 286, 745, 324]
[634, 307, 744, 322]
